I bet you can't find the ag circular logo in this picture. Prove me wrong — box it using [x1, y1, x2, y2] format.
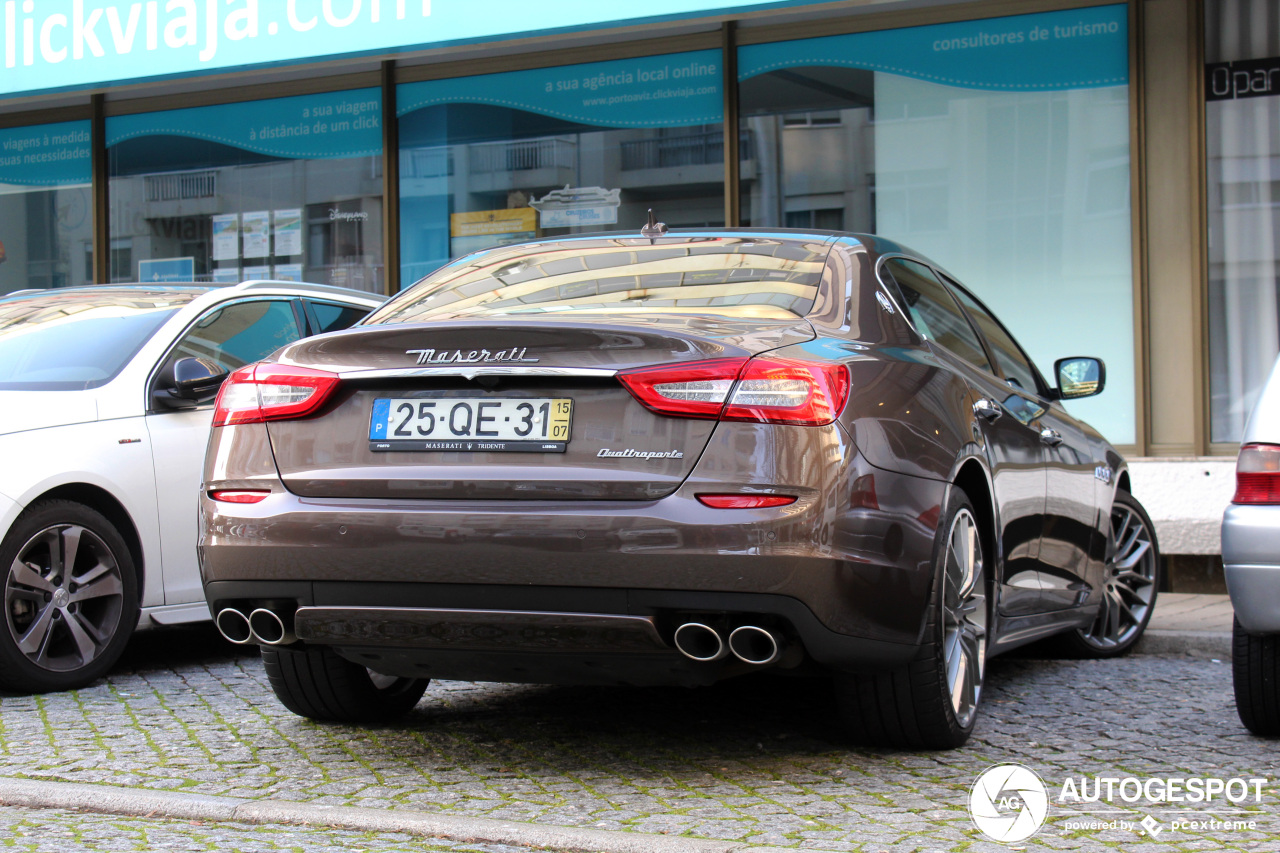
[969, 763, 1049, 842]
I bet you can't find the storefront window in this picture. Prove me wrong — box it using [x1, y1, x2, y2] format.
[397, 51, 724, 284]
[107, 90, 384, 293]
[1205, 0, 1280, 443]
[0, 121, 92, 295]
[739, 5, 1135, 443]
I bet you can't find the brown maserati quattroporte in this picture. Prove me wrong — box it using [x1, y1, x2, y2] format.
[199, 230, 1159, 749]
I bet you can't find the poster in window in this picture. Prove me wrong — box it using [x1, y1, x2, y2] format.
[273, 263, 303, 282]
[212, 214, 239, 261]
[242, 211, 270, 258]
[273, 209, 303, 257]
[243, 264, 271, 281]
[211, 266, 241, 284]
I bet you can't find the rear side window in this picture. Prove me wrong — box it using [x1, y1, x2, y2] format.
[883, 258, 991, 373]
[309, 301, 368, 334]
[946, 281, 1043, 395]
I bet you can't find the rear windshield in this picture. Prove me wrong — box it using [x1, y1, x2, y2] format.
[366, 237, 831, 325]
[0, 290, 201, 390]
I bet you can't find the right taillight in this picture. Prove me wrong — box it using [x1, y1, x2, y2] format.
[1234, 444, 1280, 504]
[617, 356, 850, 427]
[212, 363, 341, 427]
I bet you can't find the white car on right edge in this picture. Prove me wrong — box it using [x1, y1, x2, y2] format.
[1224, 355, 1280, 735]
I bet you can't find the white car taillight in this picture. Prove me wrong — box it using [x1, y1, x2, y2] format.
[1234, 443, 1280, 504]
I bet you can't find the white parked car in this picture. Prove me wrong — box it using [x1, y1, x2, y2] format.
[1224, 354, 1280, 734]
[0, 281, 383, 692]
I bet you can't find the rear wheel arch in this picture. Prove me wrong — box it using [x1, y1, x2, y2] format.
[952, 459, 996, 565]
[24, 484, 145, 604]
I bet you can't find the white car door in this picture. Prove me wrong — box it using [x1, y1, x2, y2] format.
[144, 298, 303, 605]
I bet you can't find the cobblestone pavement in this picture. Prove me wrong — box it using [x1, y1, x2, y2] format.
[0, 806, 533, 852]
[0, 626, 1274, 852]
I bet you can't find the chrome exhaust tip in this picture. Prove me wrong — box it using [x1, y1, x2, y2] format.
[673, 622, 727, 662]
[728, 625, 781, 665]
[248, 608, 296, 646]
[215, 608, 254, 644]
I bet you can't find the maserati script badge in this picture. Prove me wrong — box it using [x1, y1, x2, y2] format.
[406, 347, 539, 365]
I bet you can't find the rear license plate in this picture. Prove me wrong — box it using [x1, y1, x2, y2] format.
[369, 397, 573, 453]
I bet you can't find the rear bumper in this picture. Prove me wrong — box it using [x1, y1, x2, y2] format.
[205, 580, 918, 683]
[1223, 504, 1280, 632]
[199, 434, 948, 681]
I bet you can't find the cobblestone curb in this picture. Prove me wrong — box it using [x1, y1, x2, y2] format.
[0, 777, 829, 853]
[1134, 629, 1232, 657]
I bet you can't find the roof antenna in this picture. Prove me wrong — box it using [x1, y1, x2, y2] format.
[640, 209, 668, 239]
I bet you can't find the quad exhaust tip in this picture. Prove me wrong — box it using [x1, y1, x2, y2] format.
[215, 608, 253, 645]
[673, 622, 727, 662]
[728, 625, 782, 665]
[249, 608, 297, 646]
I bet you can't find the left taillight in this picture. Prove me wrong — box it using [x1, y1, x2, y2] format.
[617, 356, 849, 427]
[212, 363, 341, 427]
[1234, 443, 1280, 504]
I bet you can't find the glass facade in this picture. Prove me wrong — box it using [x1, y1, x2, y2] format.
[739, 5, 1135, 443]
[397, 51, 724, 284]
[107, 90, 384, 293]
[0, 121, 92, 295]
[1205, 0, 1280, 443]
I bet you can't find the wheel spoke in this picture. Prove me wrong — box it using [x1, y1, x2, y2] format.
[59, 527, 83, 577]
[9, 560, 54, 593]
[62, 611, 100, 663]
[69, 571, 122, 603]
[16, 605, 56, 656]
[1114, 539, 1151, 572]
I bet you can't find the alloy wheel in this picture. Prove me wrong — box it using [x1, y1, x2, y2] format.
[5, 524, 125, 673]
[1080, 501, 1158, 649]
[942, 508, 987, 729]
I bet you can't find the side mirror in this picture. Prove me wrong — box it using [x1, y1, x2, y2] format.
[153, 357, 229, 409]
[1055, 356, 1105, 399]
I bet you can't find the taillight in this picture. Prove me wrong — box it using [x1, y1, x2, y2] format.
[697, 494, 796, 508]
[1234, 444, 1280, 504]
[723, 357, 850, 426]
[615, 358, 749, 419]
[212, 363, 341, 427]
[209, 490, 270, 504]
[618, 356, 849, 426]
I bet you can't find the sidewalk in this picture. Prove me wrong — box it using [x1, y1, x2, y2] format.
[1135, 592, 1233, 656]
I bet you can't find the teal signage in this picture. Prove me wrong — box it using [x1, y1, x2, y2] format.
[0, 0, 830, 100]
[0, 121, 91, 186]
[107, 88, 381, 159]
[739, 5, 1128, 91]
[398, 50, 722, 127]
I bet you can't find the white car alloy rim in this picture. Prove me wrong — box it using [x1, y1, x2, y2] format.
[5, 524, 125, 672]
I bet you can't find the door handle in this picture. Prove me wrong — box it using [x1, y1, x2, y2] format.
[972, 398, 1002, 423]
[1039, 427, 1064, 447]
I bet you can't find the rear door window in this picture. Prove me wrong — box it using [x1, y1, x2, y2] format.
[883, 258, 992, 373]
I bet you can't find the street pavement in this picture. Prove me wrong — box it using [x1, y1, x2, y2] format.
[0, 595, 1271, 852]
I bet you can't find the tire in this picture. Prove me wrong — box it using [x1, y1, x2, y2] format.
[835, 488, 990, 749]
[1055, 490, 1160, 658]
[1233, 617, 1280, 736]
[261, 644, 429, 723]
[0, 499, 139, 693]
